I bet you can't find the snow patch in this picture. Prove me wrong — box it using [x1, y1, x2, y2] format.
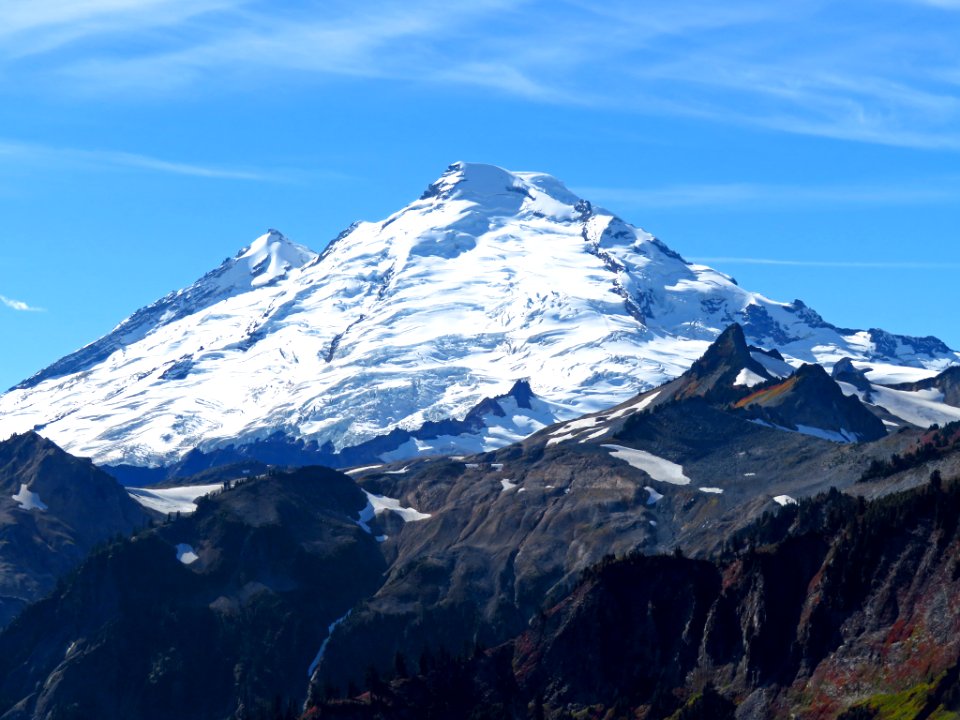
[607, 391, 661, 420]
[579, 427, 610, 442]
[175, 543, 199, 565]
[127, 483, 221, 515]
[601, 444, 691, 485]
[500, 478, 518, 492]
[356, 490, 431, 533]
[699, 487, 723, 494]
[345, 464, 383, 474]
[750, 351, 795, 378]
[11, 483, 47, 511]
[837, 381, 960, 429]
[644, 486, 663, 505]
[749, 419, 858, 444]
[773, 495, 798, 506]
[734, 368, 767, 388]
[795, 424, 858, 443]
[550, 416, 602, 436]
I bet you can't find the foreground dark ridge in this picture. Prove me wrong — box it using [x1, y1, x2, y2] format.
[306, 475, 960, 720]
[2, 326, 960, 718]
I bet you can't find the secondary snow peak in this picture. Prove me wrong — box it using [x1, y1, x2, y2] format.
[234, 230, 317, 287]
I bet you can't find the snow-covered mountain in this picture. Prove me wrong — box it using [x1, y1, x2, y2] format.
[1, 162, 956, 467]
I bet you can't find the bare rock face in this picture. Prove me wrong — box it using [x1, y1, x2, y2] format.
[305, 479, 960, 720]
[734, 363, 888, 442]
[0, 329, 953, 719]
[0, 466, 387, 720]
[0, 432, 150, 627]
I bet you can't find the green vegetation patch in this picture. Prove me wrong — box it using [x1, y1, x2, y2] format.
[841, 674, 960, 720]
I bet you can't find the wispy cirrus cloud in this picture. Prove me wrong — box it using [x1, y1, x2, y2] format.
[0, 294, 44, 312]
[900, 0, 960, 8]
[0, 138, 286, 181]
[2, 1, 959, 151]
[578, 178, 960, 209]
[0, 0, 243, 57]
[689, 257, 960, 270]
[24, 0, 531, 94]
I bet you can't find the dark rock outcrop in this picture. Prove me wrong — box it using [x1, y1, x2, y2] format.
[0, 466, 387, 720]
[0, 432, 149, 627]
[735, 363, 888, 442]
[307, 478, 960, 719]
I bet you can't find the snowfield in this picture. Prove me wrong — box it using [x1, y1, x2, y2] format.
[11, 483, 47, 511]
[837, 382, 960, 429]
[127, 484, 222, 514]
[602, 444, 692, 485]
[355, 490, 431, 536]
[0, 162, 955, 467]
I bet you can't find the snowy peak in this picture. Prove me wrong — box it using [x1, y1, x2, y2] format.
[2, 163, 958, 467]
[680, 324, 774, 399]
[13, 229, 316, 392]
[419, 161, 584, 221]
[625, 324, 777, 410]
[203, 228, 317, 293]
[233, 230, 317, 288]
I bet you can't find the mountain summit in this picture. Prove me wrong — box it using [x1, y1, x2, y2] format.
[0, 162, 956, 467]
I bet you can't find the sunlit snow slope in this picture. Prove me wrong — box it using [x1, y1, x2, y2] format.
[1, 162, 956, 466]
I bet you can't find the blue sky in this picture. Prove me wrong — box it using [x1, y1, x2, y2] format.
[1, 0, 959, 389]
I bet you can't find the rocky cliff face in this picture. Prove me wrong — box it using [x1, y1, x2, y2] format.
[0, 432, 149, 627]
[0, 466, 387, 720]
[0, 329, 956, 720]
[307, 478, 960, 719]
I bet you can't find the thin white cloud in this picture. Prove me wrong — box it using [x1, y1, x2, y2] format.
[901, 0, 960, 8]
[0, 139, 285, 181]
[0, 0, 242, 57]
[622, 48, 960, 150]
[0, 295, 44, 312]
[90, 150, 279, 180]
[578, 179, 960, 209]
[2, 0, 959, 151]
[690, 257, 960, 270]
[34, 0, 526, 93]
